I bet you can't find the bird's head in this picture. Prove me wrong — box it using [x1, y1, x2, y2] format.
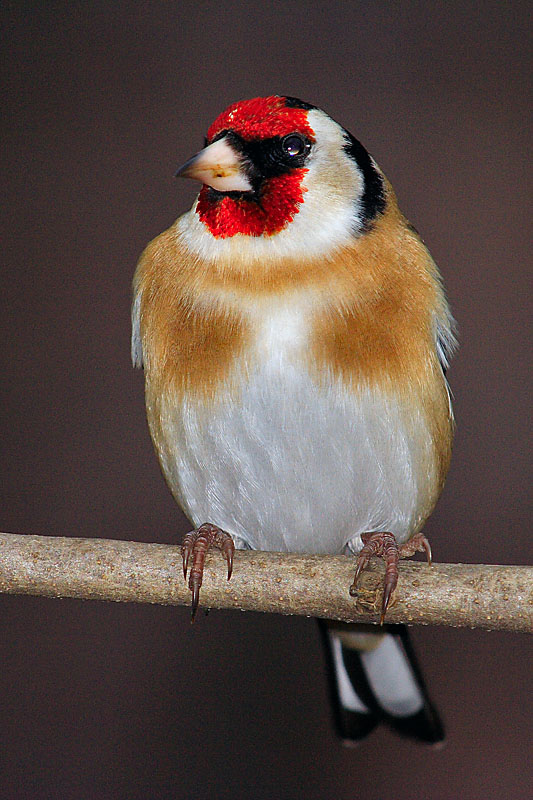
[175, 96, 387, 259]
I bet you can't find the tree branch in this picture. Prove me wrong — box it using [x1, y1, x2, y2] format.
[0, 532, 530, 632]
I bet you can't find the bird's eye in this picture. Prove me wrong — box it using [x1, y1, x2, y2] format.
[282, 134, 307, 157]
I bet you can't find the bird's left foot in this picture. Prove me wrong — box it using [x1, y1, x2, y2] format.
[182, 523, 235, 621]
[349, 532, 432, 624]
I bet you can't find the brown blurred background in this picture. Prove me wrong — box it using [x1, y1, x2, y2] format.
[1, 2, 531, 798]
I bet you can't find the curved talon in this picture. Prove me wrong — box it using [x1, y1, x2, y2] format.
[214, 530, 234, 580]
[380, 582, 394, 625]
[398, 532, 433, 565]
[181, 532, 194, 579]
[421, 536, 432, 566]
[226, 552, 233, 580]
[349, 543, 373, 596]
[180, 523, 235, 621]
[190, 577, 201, 622]
[353, 552, 370, 585]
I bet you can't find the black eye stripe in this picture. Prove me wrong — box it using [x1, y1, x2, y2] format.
[234, 134, 312, 181]
[206, 127, 311, 158]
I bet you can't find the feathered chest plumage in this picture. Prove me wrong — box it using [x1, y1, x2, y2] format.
[132, 215, 454, 555]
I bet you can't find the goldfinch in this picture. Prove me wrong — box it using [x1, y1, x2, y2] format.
[132, 96, 456, 744]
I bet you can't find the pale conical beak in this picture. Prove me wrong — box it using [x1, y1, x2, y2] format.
[175, 136, 253, 192]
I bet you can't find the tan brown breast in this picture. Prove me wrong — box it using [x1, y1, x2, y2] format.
[134, 188, 453, 491]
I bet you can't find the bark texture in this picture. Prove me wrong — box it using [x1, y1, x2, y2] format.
[0, 532, 531, 632]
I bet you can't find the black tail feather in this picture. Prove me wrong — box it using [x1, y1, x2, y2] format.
[318, 621, 445, 746]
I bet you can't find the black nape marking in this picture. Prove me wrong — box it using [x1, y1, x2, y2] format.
[283, 96, 317, 111]
[344, 132, 386, 231]
[283, 98, 385, 229]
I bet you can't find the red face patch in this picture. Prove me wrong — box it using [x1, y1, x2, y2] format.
[198, 96, 314, 238]
[206, 95, 315, 142]
[196, 170, 308, 238]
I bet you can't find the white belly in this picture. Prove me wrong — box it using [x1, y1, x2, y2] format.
[156, 361, 435, 555]
[148, 296, 438, 554]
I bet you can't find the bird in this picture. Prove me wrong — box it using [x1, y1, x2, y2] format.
[131, 95, 456, 745]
